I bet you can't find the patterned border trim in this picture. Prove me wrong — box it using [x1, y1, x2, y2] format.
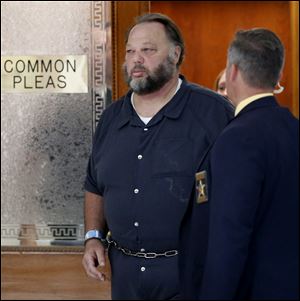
[92, 1, 106, 132]
[1, 224, 85, 240]
[1, 224, 85, 251]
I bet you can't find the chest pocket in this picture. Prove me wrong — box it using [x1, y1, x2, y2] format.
[151, 137, 194, 177]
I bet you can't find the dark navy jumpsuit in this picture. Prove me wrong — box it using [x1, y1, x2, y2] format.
[85, 75, 233, 300]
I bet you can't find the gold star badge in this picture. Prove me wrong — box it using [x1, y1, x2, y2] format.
[195, 170, 208, 203]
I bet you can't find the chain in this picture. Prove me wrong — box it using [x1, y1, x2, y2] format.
[106, 236, 178, 259]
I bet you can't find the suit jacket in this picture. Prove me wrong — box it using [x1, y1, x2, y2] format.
[179, 96, 299, 300]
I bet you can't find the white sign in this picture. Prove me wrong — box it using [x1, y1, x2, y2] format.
[1, 55, 88, 93]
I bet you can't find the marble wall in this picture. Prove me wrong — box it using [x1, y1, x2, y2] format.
[1, 1, 111, 245]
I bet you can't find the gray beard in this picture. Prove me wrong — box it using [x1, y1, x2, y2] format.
[124, 56, 176, 95]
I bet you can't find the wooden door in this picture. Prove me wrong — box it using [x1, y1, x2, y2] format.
[151, 1, 298, 116]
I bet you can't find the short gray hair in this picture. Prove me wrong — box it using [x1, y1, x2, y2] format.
[228, 28, 284, 89]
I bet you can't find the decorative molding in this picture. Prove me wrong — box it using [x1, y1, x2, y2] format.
[1, 223, 85, 252]
[1, 224, 85, 243]
[91, 1, 106, 131]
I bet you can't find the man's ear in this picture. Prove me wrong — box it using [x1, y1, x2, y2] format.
[173, 45, 181, 65]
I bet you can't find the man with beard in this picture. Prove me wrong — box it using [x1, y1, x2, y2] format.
[82, 13, 233, 300]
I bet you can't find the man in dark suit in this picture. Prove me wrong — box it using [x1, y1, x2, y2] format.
[179, 28, 299, 300]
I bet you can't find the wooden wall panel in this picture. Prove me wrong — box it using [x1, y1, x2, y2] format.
[290, 1, 299, 117]
[151, 1, 298, 116]
[111, 1, 150, 100]
[1, 252, 111, 300]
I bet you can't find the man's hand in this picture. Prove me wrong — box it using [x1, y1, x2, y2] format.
[82, 239, 107, 281]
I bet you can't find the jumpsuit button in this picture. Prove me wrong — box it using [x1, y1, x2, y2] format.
[134, 188, 139, 194]
[137, 155, 143, 160]
[134, 222, 139, 227]
[140, 248, 145, 252]
[141, 267, 146, 272]
[143, 128, 148, 131]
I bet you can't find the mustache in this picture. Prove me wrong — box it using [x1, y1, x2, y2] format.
[130, 64, 147, 73]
